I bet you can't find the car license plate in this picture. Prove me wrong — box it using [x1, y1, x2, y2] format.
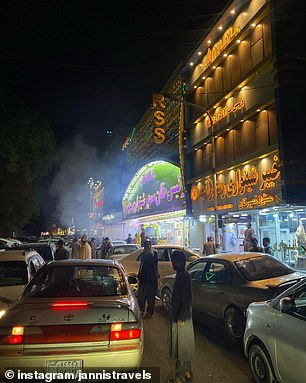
[47, 360, 82, 373]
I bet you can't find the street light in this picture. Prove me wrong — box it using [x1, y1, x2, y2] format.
[163, 93, 219, 250]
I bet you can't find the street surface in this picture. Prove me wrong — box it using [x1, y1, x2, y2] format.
[141, 301, 253, 383]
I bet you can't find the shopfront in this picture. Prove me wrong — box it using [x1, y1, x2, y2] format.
[190, 150, 306, 268]
[122, 160, 187, 245]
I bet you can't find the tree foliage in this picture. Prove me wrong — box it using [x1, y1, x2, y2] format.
[0, 90, 55, 233]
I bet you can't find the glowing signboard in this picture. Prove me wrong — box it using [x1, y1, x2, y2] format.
[191, 152, 282, 215]
[122, 161, 186, 219]
[153, 94, 166, 144]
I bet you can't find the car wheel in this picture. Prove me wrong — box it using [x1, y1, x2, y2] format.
[224, 306, 245, 342]
[249, 343, 276, 383]
[161, 288, 172, 311]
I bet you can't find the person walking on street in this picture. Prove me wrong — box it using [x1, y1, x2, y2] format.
[137, 239, 159, 319]
[263, 237, 274, 256]
[126, 234, 133, 244]
[89, 237, 97, 258]
[54, 239, 69, 260]
[100, 237, 112, 259]
[168, 250, 194, 383]
[140, 227, 147, 247]
[202, 236, 216, 256]
[133, 233, 139, 244]
[70, 237, 81, 259]
[249, 237, 264, 252]
[243, 222, 253, 251]
[79, 234, 92, 259]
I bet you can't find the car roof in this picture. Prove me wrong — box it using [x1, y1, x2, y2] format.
[0, 249, 40, 262]
[43, 259, 121, 267]
[205, 252, 266, 262]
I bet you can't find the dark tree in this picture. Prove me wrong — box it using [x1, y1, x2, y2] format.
[0, 90, 55, 234]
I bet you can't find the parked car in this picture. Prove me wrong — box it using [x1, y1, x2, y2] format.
[119, 245, 201, 288]
[0, 250, 45, 312]
[107, 244, 141, 260]
[111, 240, 126, 246]
[9, 242, 56, 263]
[0, 259, 143, 374]
[159, 252, 305, 342]
[244, 277, 306, 383]
[38, 237, 71, 256]
[0, 238, 22, 248]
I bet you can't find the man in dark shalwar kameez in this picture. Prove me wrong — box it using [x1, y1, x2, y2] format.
[169, 250, 195, 383]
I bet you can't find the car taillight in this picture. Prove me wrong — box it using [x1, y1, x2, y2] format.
[110, 323, 141, 341]
[0, 326, 24, 345]
[51, 301, 88, 310]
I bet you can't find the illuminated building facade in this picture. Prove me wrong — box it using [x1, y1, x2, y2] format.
[121, 75, 190, 245]
[182, 0, 306, 264]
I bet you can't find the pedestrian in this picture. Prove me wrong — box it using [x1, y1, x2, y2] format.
[137, 239, 159, 319]
[168, 250, 194, 383]
[249, 237, 264, 252]
[133, 233, 139, 244]
[243, 222, 253, 251]
[79, 234, 92, 259]
[100, 237, 112, 259]
[140, 227, 147, 247]
[89, 237, 97, 258]
[202, 236, 216, 256]
[263, 237, 274, 256]
[54, 239, 69, 260]
[70, 237, 81, 259]
[126, 233, 133, 244]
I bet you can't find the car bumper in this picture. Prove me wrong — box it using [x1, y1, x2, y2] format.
[0, 345, 143, 375]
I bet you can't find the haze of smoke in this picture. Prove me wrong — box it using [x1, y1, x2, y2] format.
[49, 135, 123, 229]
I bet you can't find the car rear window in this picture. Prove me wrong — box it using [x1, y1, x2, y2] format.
[0, 261, 28, 286]
[235, 255, 294, 281]
[23, 265, 128, 298]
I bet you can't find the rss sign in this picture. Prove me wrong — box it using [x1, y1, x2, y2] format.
[153, 93, 165, 144]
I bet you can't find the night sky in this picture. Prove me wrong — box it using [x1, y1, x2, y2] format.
[0, 0, 228, 147]
[0, 0, 229, 230]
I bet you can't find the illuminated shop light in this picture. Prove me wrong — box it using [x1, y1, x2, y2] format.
[251, 23, 256, 27]
[273, 214, 278, 218]
[236, 39, 241, 44]
[197, 51, 202, 56]
[223, 53, 228, 57]
[231, 9, 235, 14]
[257, 109, 261, 112]
[194, 85, 197, 89]
[189, 62, 194, 66]
[199, 215, 207, 223]
[202, 76, 206, 80]
[218, 26, 223, 30]
[212, 65, 216, 69]
[207, 40, 211, 44]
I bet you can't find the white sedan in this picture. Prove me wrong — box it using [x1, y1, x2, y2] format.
[0, 259, 143, 375]
[244, 277, 306, 383]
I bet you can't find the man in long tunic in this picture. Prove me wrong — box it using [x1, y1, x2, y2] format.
[169, 250, 194, 383]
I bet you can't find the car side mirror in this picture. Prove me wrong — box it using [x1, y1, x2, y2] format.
[279, 297, 293, 313]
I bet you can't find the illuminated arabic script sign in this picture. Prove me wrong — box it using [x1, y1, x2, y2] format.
[203, 25, 241, 70]
[122, 161, 186, 219]
[206, 98, 245, 127]
[191, 153, 282, 214]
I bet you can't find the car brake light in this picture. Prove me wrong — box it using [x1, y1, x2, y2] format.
[0, 326, 24, 345]
[110, 323, 141, 341]
[51, 301, 88, 310]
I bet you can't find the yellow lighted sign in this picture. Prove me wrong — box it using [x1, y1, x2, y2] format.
[191, 153, 282, 212]
[153, 93, 166, 144]
[202, 25, 241, 70]
[206, 98, 245, 127]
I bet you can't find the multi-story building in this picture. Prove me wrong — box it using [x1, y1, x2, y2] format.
[181, 0, 306, 265]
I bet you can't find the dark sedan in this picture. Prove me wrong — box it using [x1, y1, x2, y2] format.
[159, 252, 305, 342]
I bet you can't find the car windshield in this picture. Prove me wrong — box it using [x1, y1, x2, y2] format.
[0, 261, 28, 286]
[235, 255, 294, 281]
[114, 245, 139, 254]
[22, 265, 128, 298]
